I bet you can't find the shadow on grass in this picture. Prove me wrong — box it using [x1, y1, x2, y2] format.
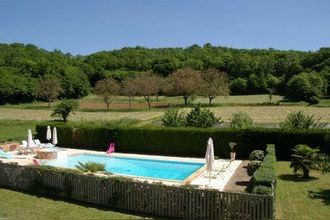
[308, 189, 330, 205]
[278, 174, 319, 182]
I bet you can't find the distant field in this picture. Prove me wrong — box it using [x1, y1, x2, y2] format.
[0, 105, 329, 124]
[0, 95, 329, 125]
[2, 94, 288, 110]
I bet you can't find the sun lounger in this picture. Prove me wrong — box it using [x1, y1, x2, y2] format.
[34, 139, 41, 146]
[0, 150, 13, 159]
[21, 140, 27, 147]
[32, 158, 41, 165]
[34, 139, 47, 147]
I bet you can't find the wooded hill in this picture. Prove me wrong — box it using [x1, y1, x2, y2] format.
[0, 43, 329, 104]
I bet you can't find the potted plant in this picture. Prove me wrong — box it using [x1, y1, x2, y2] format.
[229, 142, 237, 161]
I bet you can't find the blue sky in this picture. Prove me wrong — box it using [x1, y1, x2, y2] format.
[0, 0, 329, 55]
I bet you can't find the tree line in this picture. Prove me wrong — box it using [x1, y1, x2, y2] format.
[0, 43, 329, 105]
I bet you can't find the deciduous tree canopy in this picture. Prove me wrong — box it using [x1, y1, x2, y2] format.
[0, 43, 329, 104]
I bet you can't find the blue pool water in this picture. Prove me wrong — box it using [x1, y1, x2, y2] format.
[45, 154, 204, 181]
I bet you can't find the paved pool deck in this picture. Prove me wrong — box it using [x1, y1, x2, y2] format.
[0, 147, 242, 191]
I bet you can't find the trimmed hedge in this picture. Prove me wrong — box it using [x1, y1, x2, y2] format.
[36, 122, 330, 159]
[252, 144, 277, 195]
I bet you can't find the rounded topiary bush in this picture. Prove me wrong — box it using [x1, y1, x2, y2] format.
[252, 185, 273, 196]
[247, 160, 261, 176]
[249, 150, 265, 161]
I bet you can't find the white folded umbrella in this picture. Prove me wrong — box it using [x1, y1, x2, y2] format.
[46, 126, 52, 141]
[205, 138, 215, 181]
[52, 127, 58, 145]
[27, 129, 34, 148]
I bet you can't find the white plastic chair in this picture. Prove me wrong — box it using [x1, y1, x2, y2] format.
[21, 140, 27, 147]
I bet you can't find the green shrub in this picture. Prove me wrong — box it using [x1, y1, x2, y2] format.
[161, 108, 185, 127]
[230, 112, 253, 129]
[252, 185, 273, 196]
[36, 123, 330, 159]
[51, 100, 79, 122]
[247, 160, 261, 176]
[75, 161, 106, 173]
[185, 105, 221, 128]
[281, 110, 323, 129]
[309, 96, 320, 104]
[253, 167, 276, 187]
[252, 144, 276, 195]
[249, 150, 265, 161]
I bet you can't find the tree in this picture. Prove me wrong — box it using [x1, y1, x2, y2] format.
[133, 72, 158, 110]
[36, 74, 63, 107]
[201, 69, 230, 105]
[61, 66, 90, 99]
[151, 57, 180, 77]
[286, 72, 326, 102]
[230, 77, 247, 94]
[166, 68, 202, 106]
[51, 100, 79, 122]
[121, 77, 137, 109]
[290, 145, 320, 178]
[94, 78, 120, 111]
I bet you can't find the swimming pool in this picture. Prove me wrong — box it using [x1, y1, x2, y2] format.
[45, 154, 205, 181]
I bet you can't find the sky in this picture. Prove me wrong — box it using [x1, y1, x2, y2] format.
[0, 0, 330, 55]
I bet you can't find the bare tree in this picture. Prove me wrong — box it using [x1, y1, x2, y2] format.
[122, 77, 137, 109]
[133, 72, 158, 110]
[166, 68, 202, 106]
[94, 78, 120, 111]
[36, 74, 63, 107]
[201, 69, 230, 105]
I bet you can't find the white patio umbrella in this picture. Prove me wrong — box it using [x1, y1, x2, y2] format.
[27, 129, 34, 148]
[205, 137, 215, 182]
[46, 126, 52, 142]
[52, 127, 58, 145]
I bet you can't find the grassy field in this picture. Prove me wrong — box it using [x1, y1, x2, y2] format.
[276, 161, 330, 220]
[0, 120, 38, 143]
[0, 188, 148, 219]
[0, 105, 329, 125]
[1, 95, 329, 126]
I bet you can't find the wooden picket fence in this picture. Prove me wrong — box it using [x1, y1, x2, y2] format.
[0, 163, 273, 219]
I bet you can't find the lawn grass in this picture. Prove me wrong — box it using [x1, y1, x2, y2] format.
[0, 188, 148, 219]
[0, 120, 38, 143]
[276, 161, 330, 220]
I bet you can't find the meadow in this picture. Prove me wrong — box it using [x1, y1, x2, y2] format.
[1, 95, 329, 126]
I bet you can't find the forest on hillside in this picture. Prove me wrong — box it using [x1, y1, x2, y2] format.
[0, 43, 329, 104]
